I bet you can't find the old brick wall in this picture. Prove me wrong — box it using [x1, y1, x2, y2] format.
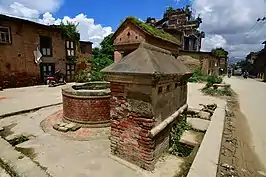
[179, 50, 219, 74]
[109, 78, 187, 170]
[0, 20, 66, 88]
[109, 82, 155, 170]
[62, 92, 110, 126]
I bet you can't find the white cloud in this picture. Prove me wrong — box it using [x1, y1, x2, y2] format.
[38, 13, 113, 47]
[201, 34, 227, 51]
[192, 0, 266, 58]
[0, 1, 113, 47]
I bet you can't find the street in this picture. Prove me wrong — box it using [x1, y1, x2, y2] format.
[225, 77, 266, 169]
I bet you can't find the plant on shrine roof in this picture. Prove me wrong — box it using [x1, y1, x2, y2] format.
[127, 17, 180, 45]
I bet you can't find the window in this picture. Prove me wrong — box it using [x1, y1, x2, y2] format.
[66, 40, 75, 58]
[175, 83, 178, 89]
[66, 63, 75, 81]
[0, 26, 11, 44]
[40, 36, 52, 56]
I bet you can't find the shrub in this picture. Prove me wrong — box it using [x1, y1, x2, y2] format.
[188, 69, 208, 83]
[205, 75, 223, 88]
[75, 70, 91, 83]
[90, 57, 113, 81]
[169, 114, 191, 156]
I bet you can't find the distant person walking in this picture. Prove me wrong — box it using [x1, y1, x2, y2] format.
[243, 70, 248, 79]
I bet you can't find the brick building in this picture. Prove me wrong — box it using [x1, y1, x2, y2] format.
[0, 14, 92, 88]
[179, 50, 219, 75]
[247, 41, 266, 80]
[112, 17, 182, 62]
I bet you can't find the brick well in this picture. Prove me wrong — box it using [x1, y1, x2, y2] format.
[62, 82, 111, 127]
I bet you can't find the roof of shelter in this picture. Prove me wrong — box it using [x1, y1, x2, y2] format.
[102, 42, 191, 76]
[112, 17, 181, 45]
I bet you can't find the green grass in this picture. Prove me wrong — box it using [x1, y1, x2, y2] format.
[201, 87, 232, 96]
[127, 17, 180, 45]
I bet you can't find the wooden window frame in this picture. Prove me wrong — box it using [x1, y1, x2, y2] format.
[66, 40, 76, 59]
[66, 63, 76, 81]
[0, 26, 11, 44]
[40, 35, 53, 57]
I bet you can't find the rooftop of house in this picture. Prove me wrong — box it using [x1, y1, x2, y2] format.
[80, 41, 93, 44]
[102, 42, 191, 75]
[0, 14, 61, 30]
[113, 16, 181, 45]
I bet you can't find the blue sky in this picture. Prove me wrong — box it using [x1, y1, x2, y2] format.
[55, 0, 190, 30]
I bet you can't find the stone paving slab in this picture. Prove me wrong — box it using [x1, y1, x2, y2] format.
[0, 166, 11, 177]
[0, 84, 73, 117]
[0, 137, 50, 177]
[180, 130, 203, 146]
[187, 118, 210, 132]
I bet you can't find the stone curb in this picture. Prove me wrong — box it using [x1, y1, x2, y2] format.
[0, 138, 51, 177]
[187, 104, 226, 177]
[0, 103, 62, 119]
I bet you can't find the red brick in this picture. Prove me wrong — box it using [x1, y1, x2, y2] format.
[63, 94, 110, 125]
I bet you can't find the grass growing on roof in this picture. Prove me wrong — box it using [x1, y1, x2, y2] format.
[127, 17, 180, 44]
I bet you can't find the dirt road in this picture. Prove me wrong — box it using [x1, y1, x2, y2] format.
[225, 77, 266, 170]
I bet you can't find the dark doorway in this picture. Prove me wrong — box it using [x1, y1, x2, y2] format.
[40, 63, 55, 84]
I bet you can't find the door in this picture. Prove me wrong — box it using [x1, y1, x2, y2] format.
[40, 63, 55, 84]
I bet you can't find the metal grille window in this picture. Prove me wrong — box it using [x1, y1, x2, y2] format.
[66, 41, 75, 57]
[0, 26, 11, 44]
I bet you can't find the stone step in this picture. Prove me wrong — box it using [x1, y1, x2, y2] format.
[180, 130, 204, 146]
[187, 118, 210, 132]
[0, 166, 11, 177]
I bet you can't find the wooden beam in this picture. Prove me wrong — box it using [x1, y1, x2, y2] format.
[149, 104, 188, 138]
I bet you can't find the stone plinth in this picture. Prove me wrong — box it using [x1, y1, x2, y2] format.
[102, 42, 192, 170]
[62, 82, 111, 127]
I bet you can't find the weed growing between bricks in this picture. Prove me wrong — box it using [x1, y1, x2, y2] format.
[174, 145, 200, 177]
[169, 113, 192, 156]
[8, 135, 29, 146]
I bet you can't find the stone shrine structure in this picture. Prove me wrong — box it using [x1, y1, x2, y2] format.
[102, 42, 191, 170]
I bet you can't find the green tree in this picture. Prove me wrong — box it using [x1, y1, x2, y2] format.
[211, 48, 229, 58]
[92, 33, 114, 60]
[89, 33, 115, 81]
[59, 21, 80, 43]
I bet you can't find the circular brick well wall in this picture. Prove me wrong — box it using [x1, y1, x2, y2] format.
[62, 82, 111, 127]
